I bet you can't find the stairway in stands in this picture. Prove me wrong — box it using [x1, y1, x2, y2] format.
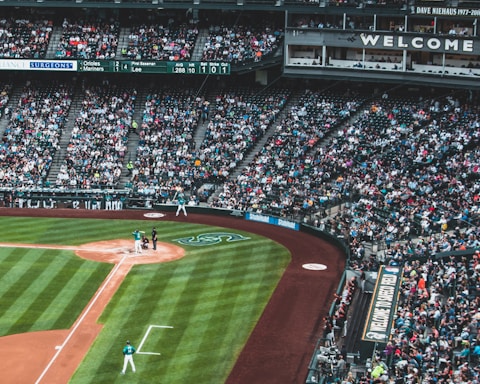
[117, 88, 148, 188]
[191, 29, 209, 61]
[116, 27, 131, 58]
[45, 86, 83, 186]
[0, 83, 23, 138]
[45, 26, 63, 58]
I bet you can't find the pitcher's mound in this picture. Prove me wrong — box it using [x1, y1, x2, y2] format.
[75, 240, 185, 264]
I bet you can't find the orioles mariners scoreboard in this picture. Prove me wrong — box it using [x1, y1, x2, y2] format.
[0, 59, 230, 75]
[79, 60, 230, 75]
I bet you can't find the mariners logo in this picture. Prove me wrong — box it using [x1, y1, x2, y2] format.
[174, 232, 250, 246]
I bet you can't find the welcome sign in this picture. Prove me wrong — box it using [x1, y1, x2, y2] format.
[359, 34, 475, 52]
[362, 266, 402, 343]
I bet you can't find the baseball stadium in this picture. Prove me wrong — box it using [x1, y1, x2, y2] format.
[0, 1, 479, 384]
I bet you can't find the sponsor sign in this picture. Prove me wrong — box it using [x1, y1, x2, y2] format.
[0, 60, 77, 71]
[362, 266, 402, 343]
[245, 212, 299, 230]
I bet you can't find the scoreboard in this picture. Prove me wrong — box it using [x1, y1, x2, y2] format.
[78, 60, 230, 75]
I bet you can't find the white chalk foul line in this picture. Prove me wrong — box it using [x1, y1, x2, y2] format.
[34, 254, 129, 384]
[137, 325, 174, 356]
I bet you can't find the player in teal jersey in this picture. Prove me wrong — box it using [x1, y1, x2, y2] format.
[132, 229, 145, 254]
[175, 192, 187, 217]
[121, 340, 136, 374]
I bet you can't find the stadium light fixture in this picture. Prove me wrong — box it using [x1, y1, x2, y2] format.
[193, 0, 200, 4]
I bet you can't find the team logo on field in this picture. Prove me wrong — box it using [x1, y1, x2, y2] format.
[144, 213, 166, 218]
[174, 232, 250, 246]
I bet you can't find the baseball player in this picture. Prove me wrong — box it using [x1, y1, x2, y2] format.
[121, 340, 136, 374]
[175, 192, 187, 217]
[132, 229, 145, 254]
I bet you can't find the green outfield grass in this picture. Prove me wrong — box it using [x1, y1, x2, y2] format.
[0, 216, 291, 384]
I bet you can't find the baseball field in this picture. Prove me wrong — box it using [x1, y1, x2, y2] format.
[0, 208, 344, 384]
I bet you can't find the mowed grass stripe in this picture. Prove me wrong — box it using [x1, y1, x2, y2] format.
[158, 255, 236, 379]
[160, 256, 216, 349]
[31, 258, 110, 331]
[185, 249, 251, 382]
[0, 248, 42, 289]
[115, 265, 169, 334]
[0, 217, 53, 242]
[6, 256, 81, 335]
[0, 245, 112, 336]
[50, 262, 112, 331]
[0, 249, 55, 322]
[134, 261, 204, 321]
[199, 242, 283, 362]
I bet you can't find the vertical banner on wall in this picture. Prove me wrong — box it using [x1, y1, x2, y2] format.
[362, 265, 402, 343]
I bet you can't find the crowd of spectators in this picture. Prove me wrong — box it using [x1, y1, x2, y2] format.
[0, 80, 72, 188]
[198, 87, 290, 183]
[0, 83, 11, 116]
[208, 89, 480, 265]
[55, 17, 120, 59]
[0, 12, 286, 65]
[343, 253, 480, 384]
[129, 87, 203, 198]
[128, 85, 290, 202]
[0, 12, 287, 66]
[55, 81, 135, 189]
[308, 93, 480, 267]
[202, 24, 283, 63]
[0, 17, 52, 59]
[122, 21, 198, 61]
[210, 88, 361, 214]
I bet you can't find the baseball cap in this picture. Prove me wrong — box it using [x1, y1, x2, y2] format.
[126, 340, 130, 344]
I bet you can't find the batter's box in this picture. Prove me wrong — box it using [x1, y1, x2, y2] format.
[136, 325, 174, 356]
